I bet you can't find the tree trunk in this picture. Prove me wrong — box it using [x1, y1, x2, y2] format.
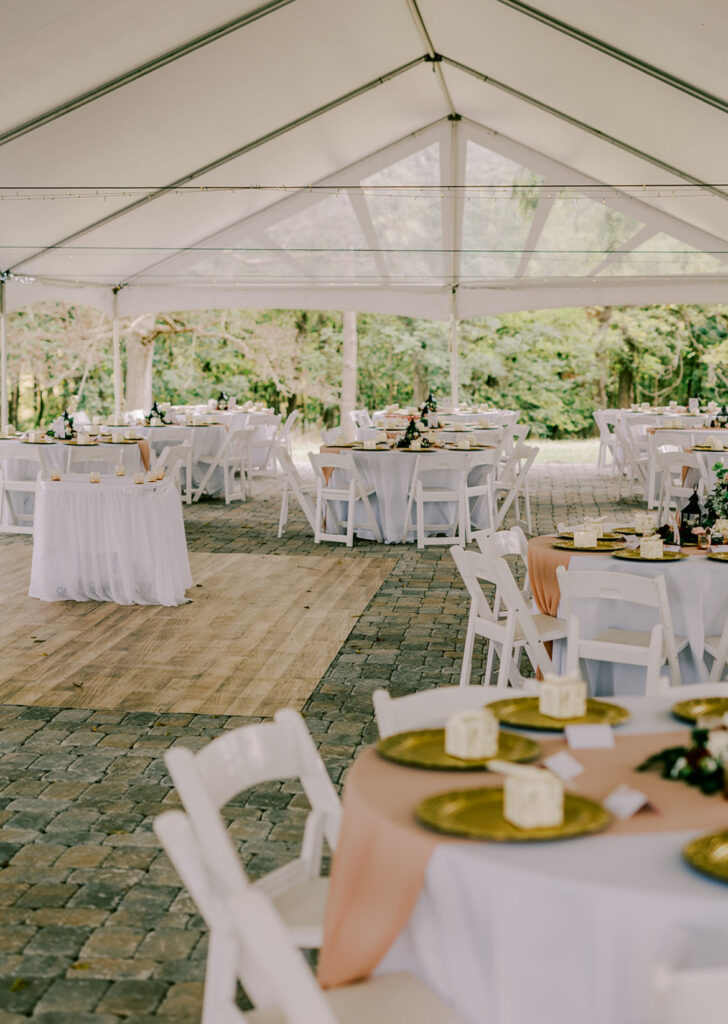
[125, 331, 155, 412]
[617, 363, 634, 408]
[341, 310, 357, 437]
[413, 345, 427, 406]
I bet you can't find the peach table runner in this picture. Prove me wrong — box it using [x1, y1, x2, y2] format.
[318, 733, 728, 988]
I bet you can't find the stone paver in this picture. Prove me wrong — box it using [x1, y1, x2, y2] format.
[0, 461, 640, 1017]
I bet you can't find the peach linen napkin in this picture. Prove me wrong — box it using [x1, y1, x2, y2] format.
[318, 734, 728, 988]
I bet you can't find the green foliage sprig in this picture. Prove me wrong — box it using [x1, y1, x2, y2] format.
[703, 464, 728, 526]
[637, 728, 724, 795]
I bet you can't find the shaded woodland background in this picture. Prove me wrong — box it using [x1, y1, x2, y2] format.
[6, 302, 728, 437]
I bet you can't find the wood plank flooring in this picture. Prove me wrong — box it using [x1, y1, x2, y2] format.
[0, 545, 395, 716]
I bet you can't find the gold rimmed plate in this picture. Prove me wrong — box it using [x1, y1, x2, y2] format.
[671, 697, 728, 724]
[683, 830, 728, 884]
[707, 552, 728, 563]
[489, 697, 630, 732]
[99, 438, 139, 445]
[557, 531, 626, 542]
[692, 445, 728, 452]
[63, 440, 99, 446]
[377, 728, 539, 771]
[416, 787, 611, 841]
[552, 538, 627, 552]
[613, 549, 688, 563]
[22, 439, 56, 445]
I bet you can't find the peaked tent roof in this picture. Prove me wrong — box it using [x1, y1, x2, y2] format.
[2, 0, 728, 319]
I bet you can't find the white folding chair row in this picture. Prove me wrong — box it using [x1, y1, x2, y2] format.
[0, 442, 49, 534]
[557, 565, 688, 694]
[276, 446, 316, 537]
[164, 709, 341, 956]
[154, 812, 464, 1024]
[451, 544, 566, 688]
[193, 428, 255, 503]
[308, 451, 382, 546]
[154, 441, 193, 504]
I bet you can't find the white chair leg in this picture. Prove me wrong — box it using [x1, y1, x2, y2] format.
[346, 483, 355, 547]
[708, 627, 728, 682]
[277, 481, 289, 538]
[483, 638, 496, 686]
[496, 619, 516, 688]
[201, 928, 245, 1024]
[524, 479, 532, 533]
[416, 488, 425, 550]
[314, 485, 323, 544]
[459, 612, 477, 686]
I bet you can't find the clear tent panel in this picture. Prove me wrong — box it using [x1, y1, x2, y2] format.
[600, 232, 728, 276]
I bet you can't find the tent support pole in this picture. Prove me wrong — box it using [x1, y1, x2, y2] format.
[449, 292, 459, 410]
[0, 280, 7, 430]
[112, 292, 122, 422]
[341, 311, 357, 438]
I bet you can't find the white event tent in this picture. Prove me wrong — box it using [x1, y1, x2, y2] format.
[2, 0, 728, 423]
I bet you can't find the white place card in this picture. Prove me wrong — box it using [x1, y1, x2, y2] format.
[603, 784, 649, 820]
[565, 724, 615, 750]
[664, 545, 681, 553]
[543, 750, 584, 782]
[710, 545, 728, 553]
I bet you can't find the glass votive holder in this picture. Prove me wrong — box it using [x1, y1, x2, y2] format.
[115, 465, 125, 476]
[50, 471, 61, 481]
[697, 530, 711, 550]
[134, 472, 145, 484]
[89, 472, 101, 484]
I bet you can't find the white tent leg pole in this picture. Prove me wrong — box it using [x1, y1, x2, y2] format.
[341, 310, 357, 439]
[0, 280, 7, 431]
[449, 293, 459, 409]
[112, 292, 121, 422]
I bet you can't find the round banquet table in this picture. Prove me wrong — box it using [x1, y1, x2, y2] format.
[527, 535, 728, 694]
[321, 447, 495, 543]
[29, 474, 192, 605]
[318, 694, 728, 1024]
[136, 424, 227, 496]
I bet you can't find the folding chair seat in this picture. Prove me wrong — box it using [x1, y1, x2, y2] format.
[402, 452, 469, 549]
[276, 446, 316, 537]
[493, 442, 537, 533]
[154, 811, 465, 1024]
[0, 442, 49, 534]
[164, 708, 341, 957]
[556, 565, 688, 693]
[308, 451, 382, 546]
[451, 545, 566, 688]
[155, 441, 193, 504]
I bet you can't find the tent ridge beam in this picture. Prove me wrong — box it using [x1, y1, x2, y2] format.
[496, 0, 728, 117]
[445, 57, 728, 205]
[404, 0, 456, 115]
[0, 0, 296, 150]
[8, 56, 429, 275]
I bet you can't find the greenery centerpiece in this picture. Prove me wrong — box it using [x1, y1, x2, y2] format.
[703, 463, 728, 527]
[638, 727, 728, 795]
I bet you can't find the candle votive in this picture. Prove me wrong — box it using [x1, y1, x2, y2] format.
[89, 472, 101, 484]
[697, 530, 711, 550]
[134, 472, 145, 484]
[50, 471, 61, 481]
[115, 465, 125, 476]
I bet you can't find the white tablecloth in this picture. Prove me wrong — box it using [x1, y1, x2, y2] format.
[554, 552, 728, 694]
[137, 424, 227, 495]
[29, 475, 192, 605]
[378, 694, 728, 1024]
[327, 450, 494, 543]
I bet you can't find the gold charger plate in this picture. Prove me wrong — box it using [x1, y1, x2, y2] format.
[489, 697, 630, 732]
[63, 440, 99, 446]
[99, 438, 138, 445]
[692, 445, 727, 452]
[613, 549, 688, 563]
[707, 552, 728, 562]
[22, 439, 56, 445]
[683, 829, 728, 884]
[552, 538, 627, 552]
[416, 787, 611, 841]
[377, 728, 539, 770]
[671, 697, 728, 724]
[557, 531, 626, 542]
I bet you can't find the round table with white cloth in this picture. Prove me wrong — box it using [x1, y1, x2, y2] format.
[137, 424, 227, 496]
[322, 448, 495, 543]
[321, 694, 728, 1024]
[29, 475, 192, 605]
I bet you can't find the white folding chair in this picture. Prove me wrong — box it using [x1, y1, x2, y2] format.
[0, 442, 49, 534]
[649, 960, 728, 1024]
[353, 408, 373, 429]
[473, 526, 531, 602]
[164, 709, 341, 953]
[593, 410, 620, 472]
[154, 811, 465, 1024]
[614, 421, 649, 497]
[374, 684, 506, 738]
[451, 545, 566, 688]
[154, 441, 193, 504]
[656, 449, 707, 524]
[275, 409, 299, 456]
[705, 619, 728, 682]
[308, 451, 382, 546]
[193, 428, 255, 503]
[276, 445, 316, 537]
[248, 413, 282, 479]
[556, 565, 688, 694]
[320, 427, 346, 446]
[493, 442, 537, 532]
[402, 452, 468, 548]
[463, 450, 498, 541]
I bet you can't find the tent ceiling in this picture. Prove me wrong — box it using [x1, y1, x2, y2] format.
[2, 0, 728, 319]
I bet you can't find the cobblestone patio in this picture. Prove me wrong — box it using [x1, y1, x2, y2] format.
[0, 462, 640, 1021]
